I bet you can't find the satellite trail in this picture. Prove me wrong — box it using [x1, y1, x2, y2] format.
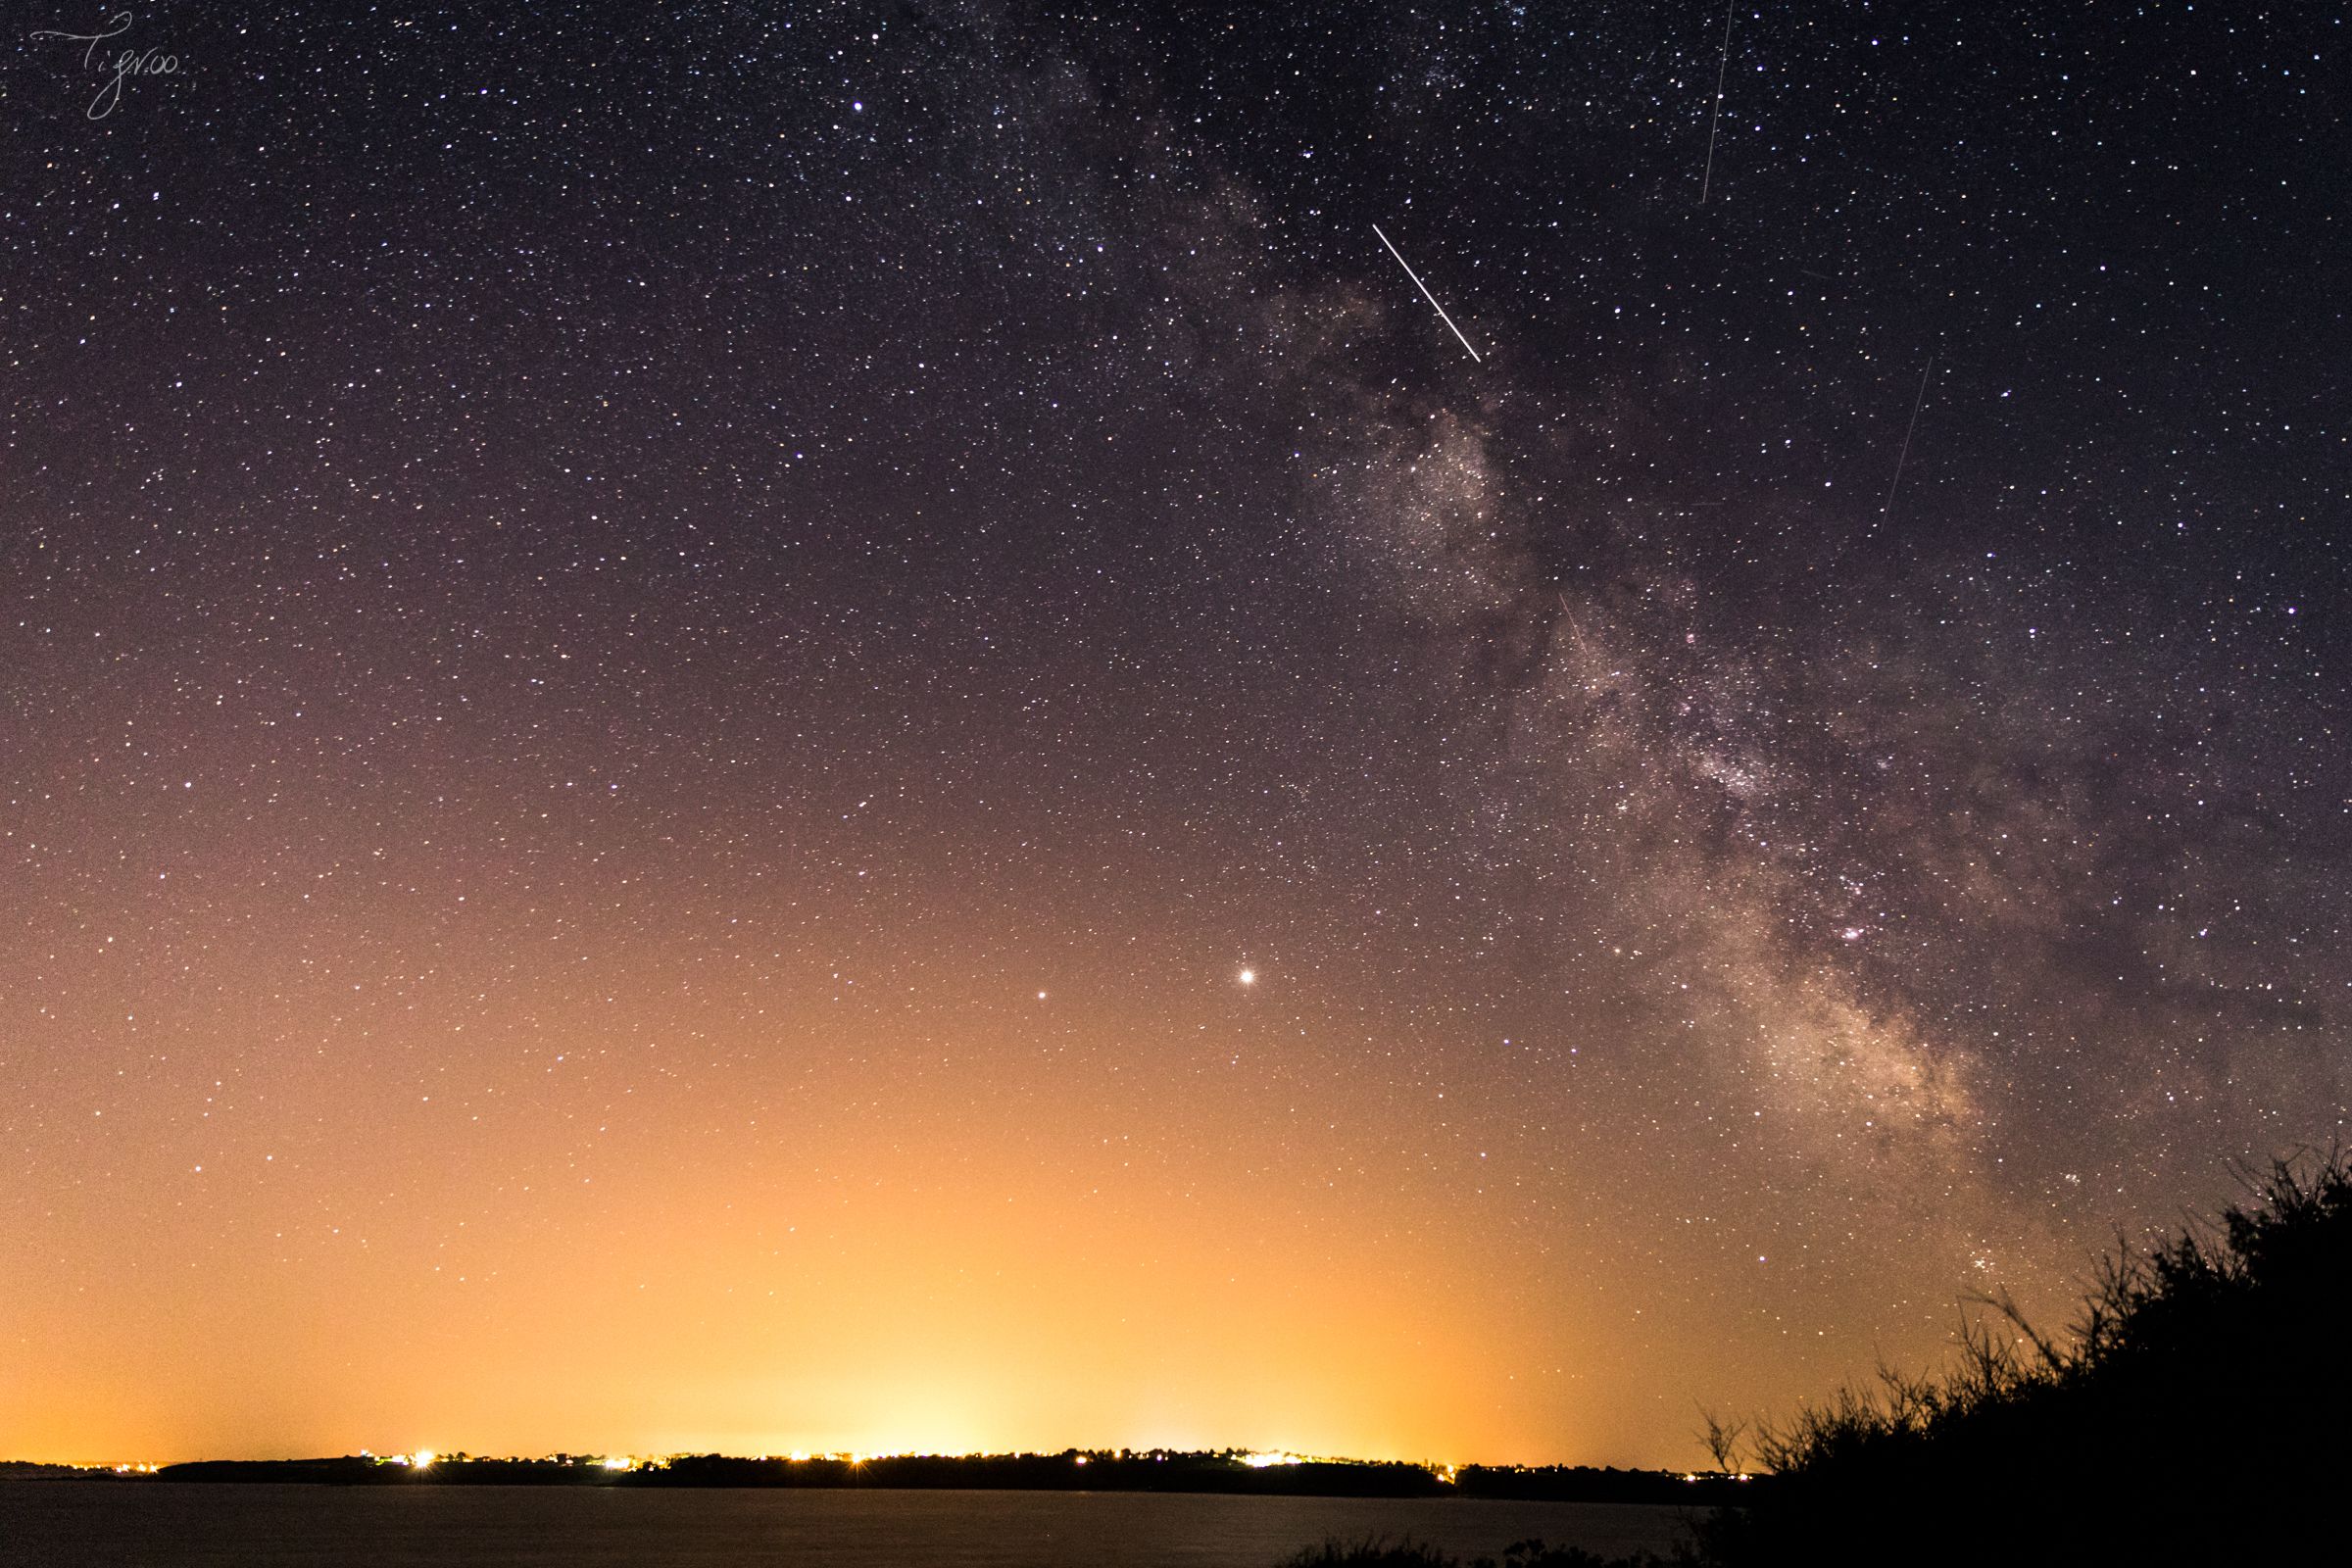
[1879, 356, 1936, 522]
[1373, 222, 1483, 364]
[1701, 0, 1735, 203]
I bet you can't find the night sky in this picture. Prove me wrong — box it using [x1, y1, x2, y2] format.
[4, 2, 2346, 1468]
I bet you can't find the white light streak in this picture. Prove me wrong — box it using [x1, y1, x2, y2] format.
[1372, 223, 1483, 364]
[1701, 1, 1735, 204]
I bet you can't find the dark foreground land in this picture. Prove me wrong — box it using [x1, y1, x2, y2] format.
[90, 1452, 1741, 1507]
[1255, 1152, 2352, 1568]
[1287, 1152, 2348, 1568]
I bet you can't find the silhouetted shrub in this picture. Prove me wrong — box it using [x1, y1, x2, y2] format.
[1484, 1542, 1675, 1568]
[1696, 1150, 2352, 1565]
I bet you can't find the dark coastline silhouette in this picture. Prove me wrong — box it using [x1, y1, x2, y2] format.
[121, 1450, 1740, 1506]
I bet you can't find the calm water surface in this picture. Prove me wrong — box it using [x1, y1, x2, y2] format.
[0, 1483, 1702, 1567]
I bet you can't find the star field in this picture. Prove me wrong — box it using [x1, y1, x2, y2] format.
[2, 2, 2346, 1466]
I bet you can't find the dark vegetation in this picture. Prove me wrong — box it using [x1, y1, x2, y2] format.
[645, 1452, 1449, 1495]
[1284, 1151, 2351, 1567]
[154, 1456, 616, 1486]
[135, 1450, 1741, 1501]
[144, 1451, 1453, 1494]
[1691, 1150, 2352, 1566]
[0, 1461, 132, 1480]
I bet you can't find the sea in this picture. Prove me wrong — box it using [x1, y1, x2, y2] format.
[0, 1484, 1701, 1567]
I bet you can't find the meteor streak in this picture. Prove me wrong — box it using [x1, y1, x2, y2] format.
[1372, 222, 1483, 364]
[1879, 355, 1936, 523]
[1701, 0, 1735, 203]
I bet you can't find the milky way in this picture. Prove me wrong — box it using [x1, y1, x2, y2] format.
[3, 3, 2345, 1466]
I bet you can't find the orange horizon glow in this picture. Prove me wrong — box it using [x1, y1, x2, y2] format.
[1, 814, 2094, 1472]
[1, 760, 2106, 1473]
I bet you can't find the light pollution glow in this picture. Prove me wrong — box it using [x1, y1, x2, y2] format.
[7, 915, 1691, 1465]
